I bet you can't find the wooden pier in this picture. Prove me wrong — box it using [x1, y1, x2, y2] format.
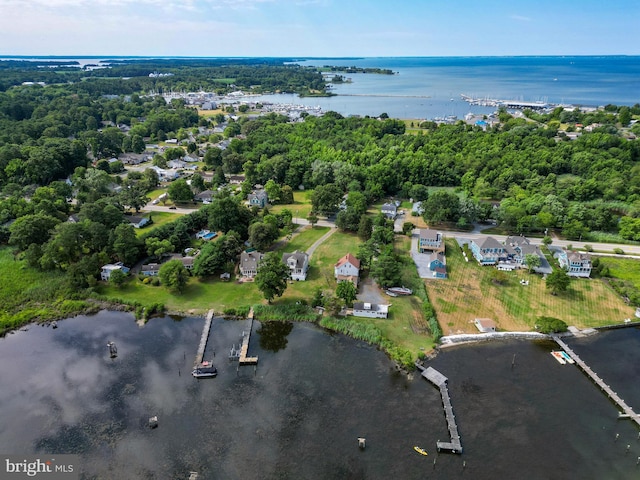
[239, 307, 258, 365]
[194, 310, 214, 367]
[552, 335, 640, 428]
[417, 364, 463, 453]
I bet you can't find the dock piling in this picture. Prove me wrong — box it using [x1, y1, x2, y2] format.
[552, 335, 640, 429]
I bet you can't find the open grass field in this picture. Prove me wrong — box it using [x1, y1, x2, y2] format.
[274, 226, 330, 253]
[0, 247, 89, 330]
[597, 256, 640, 288]
[98, 276, 263, 316]
[426, 240, 636, 334]
[135, 212, 182, 237]
[268, 190, 314, 219]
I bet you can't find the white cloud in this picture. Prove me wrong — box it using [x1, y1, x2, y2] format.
[510, 14, 532, 22]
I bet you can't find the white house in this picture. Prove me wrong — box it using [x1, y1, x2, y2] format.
[474, 318, 497, 333]
[352, 302, 389, 319]
[557, 250, 592, 278]
[141, 263, 161, 276]
[334, 253, 360, 287]
[128, 215, 150, 229]
[282, 250, 309, 281]
[100, 262, 130, 281]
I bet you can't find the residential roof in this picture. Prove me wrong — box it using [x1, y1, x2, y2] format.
[475, 318, 497, 329]
[335, 253, 360, 269]
[567, 251, 591, 263]
[381, 202, 397, 211]
[429, 251, 445, 263]
[282, 250, 308, 268]
[353, 302, 389, 313]
[474, 236, 505, 250]
[142, 263, 161, 273]
[420, 229, 440, 241]
[240, 251, 264, 270]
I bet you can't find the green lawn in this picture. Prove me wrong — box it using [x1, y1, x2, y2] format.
[269, 190, 314, 219]
[0, 247, 89, 331]
[598, 256, 640, 289]
[427, 239, 636, 333]
[135, 212, 183, 237]
[274, 226, 330, 253]
[98, 276, 264, 315]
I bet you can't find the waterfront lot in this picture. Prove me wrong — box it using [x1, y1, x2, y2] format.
[427, 240, 636, 334]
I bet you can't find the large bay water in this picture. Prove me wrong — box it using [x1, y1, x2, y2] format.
[252, 56, 640, 119]
[0, 311, 639, 479]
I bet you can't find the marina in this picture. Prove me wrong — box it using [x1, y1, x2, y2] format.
[552, 335, 640, 428]
[416, 364, 463, 454]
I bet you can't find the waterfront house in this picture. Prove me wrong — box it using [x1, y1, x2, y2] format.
[352, 302, 389, 319]
[557, 250, 592, 278]
[141, 263, 161, 276]
[334, 253, 360, 287]
[474, 318, 497, 333]
[505, 235, 545, 270]
[247, 189, 268, 208]
[418, 229, 444, 254]
[381, 202, 398, 219]
[469, 237, 511, 265]
[100, 262, 130, 281]
[429, 252, 447, 278]
[239, 251, 264, 279]
[282, 250, 309, 281]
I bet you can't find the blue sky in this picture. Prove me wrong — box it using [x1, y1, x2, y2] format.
[1, 0, 638, 57]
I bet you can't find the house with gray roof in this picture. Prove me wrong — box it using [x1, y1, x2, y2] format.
[557, 250, 592, 277]
[469, 236, 513, 265]
[282, 250, 309, 281]
[418, 229, 444, 253]
[381, 202, 398, 219]
[239, 251, 264, 278]
[248, 189, 268, 208]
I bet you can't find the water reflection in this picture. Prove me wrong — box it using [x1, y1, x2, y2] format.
[0, 312, 639, 479]
[257, 321, 293, 352]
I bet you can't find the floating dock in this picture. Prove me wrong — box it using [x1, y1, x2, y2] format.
[552, 335, 640, 428]
[238, 307, 258, 365]
[416, 364, 463, 453]
[194, 310, 214, 367]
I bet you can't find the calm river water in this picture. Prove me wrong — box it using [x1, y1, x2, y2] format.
[0, 311, 639, 479]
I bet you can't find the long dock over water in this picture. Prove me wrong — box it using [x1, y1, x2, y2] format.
[194, 309, 214, 367]
[239, 307, 258, 365]
[416, 364, 463, 453]
[552, 335, 640, 428]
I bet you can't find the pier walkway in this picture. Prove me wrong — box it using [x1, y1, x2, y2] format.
[416, 364, 463, 453]
[194, 310, 214, 367]
[239, 307, 258, 365]
[552, 335, 640, 428]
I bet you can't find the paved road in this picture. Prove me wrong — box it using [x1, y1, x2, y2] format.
[139, 204, 640, 257]
[306, 227, 337, 259]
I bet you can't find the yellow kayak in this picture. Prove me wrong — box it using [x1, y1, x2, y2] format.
[413, 446, 428, 456]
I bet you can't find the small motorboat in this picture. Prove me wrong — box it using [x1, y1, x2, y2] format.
[387, 286, 413, 296]
[107, 341, 117, 358]
[413, 446, 428, 456]
[192, 361, 217, 378]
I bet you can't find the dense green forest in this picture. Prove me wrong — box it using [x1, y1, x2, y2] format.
[0, 59, 639, 325]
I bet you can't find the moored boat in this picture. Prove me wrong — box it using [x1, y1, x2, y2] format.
[387, 286, 412, 295]
[192, 361, 217, 378]
[551, 351, 566, 364]
[559, 351, 575, 364]
[413, 446, 428, 456]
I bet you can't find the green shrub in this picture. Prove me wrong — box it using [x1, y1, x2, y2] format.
[614, 248, 625, 255]
[535, 316, 568, 334]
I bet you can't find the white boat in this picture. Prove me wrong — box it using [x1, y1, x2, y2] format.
[387, 287, 412, 295]
[559, 351, 575, 364]
[551, 351, 566, 364]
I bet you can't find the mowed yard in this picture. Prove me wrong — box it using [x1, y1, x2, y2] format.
[427, 239, 636, 334]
